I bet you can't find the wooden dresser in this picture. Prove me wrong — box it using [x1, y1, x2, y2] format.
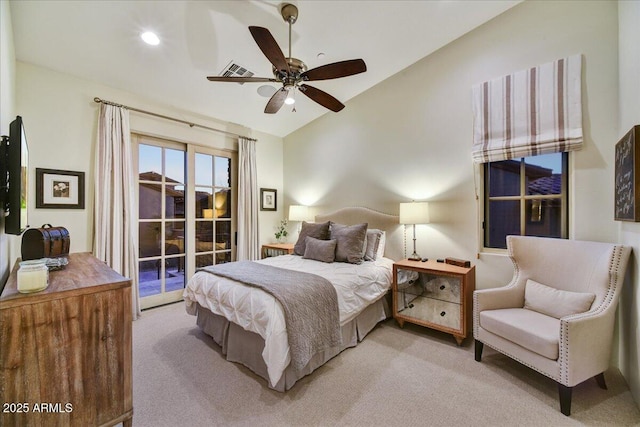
[0, 252, 133, 427]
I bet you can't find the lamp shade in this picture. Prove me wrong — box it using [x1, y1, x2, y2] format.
[399, 202, 430, 225]
[288, 205, 309, 222]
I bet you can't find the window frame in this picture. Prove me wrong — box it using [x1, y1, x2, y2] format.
[481, 152, 569, 251]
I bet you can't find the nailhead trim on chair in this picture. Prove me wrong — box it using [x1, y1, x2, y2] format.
[476, 242, 628, 388]
[480, 340, 560, 381]
[473, 241, 556, 381]
[558, 244, 626, 386]
[473, 242, 521, 339]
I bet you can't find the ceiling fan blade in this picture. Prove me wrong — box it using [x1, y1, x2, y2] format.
[265, 88, 288, 114]
[249, 26, 290, 74]
[300, 84, 345, 112]
[301, 59, 367, 81]
[206, 76, 277, 83]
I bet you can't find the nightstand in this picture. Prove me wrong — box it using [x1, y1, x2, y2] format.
[393, 259, 475, 345]
[261, 243, 295, 259]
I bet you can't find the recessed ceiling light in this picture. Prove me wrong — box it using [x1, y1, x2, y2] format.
[141, 31, 160, 46]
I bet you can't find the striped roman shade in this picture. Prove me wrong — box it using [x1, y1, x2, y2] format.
[472, 55, 583, 163]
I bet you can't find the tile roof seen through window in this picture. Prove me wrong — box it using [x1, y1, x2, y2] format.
[529, 174, 562, 195]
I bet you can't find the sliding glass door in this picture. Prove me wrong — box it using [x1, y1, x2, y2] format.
[133, 134, 237, 309]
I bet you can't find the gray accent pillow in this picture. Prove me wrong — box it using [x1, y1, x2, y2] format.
[303, 236, 336, 263]
[293, 221, 330, 256]
[330, 222, 368, 264]
[364, 228, 383, 261]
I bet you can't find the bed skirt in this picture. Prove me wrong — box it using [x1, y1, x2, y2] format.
[194, 292, 391, 392]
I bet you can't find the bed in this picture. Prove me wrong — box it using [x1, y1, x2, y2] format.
[183, 207, 403, 391]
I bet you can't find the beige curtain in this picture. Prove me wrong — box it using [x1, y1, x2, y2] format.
[94, 103, 140, 319]
[236, 137, 259, 260]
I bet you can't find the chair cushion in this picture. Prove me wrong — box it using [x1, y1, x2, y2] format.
[479, 308, 560, 360]
[524, 279, 595, 319]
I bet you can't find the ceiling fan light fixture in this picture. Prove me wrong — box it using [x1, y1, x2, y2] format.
[205, 3, 366, 114]
[141, 31, 160, 46]
[284, 86, 296, 105]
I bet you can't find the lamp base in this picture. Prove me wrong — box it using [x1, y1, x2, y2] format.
[408, 252, 422, 261]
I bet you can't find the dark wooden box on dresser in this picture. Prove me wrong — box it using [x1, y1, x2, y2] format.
[0, 252, 133, 427]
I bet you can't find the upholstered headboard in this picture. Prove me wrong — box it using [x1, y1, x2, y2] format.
[315, 207, 403, 261]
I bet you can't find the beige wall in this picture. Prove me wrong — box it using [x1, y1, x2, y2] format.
[617, 0, 640, 407]
[285, 0, 619, 284]
[0, 0, 17, 285]
[284, 0, 637, 396]
[256, 131, 285, 246]
[11, 62, 283, 272]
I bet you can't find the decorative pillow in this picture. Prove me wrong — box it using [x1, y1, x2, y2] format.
[524, 279, 596, 319]
[303, 236, 336, 263]
[376, 231, 386, 259]
[364, 229, 383, 261]
[330, 222, 368, 264]
[293, 221, 330, 256]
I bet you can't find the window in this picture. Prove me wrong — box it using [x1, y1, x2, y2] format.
[484, 152, 568, 249]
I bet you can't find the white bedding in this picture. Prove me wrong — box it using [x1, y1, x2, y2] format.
[183, 255, 393, 387]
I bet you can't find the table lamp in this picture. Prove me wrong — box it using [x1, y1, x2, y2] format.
[288, 205, 310, 233]
[399, 201, 430, 261]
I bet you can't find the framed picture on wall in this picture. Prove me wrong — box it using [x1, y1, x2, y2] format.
[260, 188, 277, 211]
[36, 168, 85, 209]
[614, 125, 640, 221]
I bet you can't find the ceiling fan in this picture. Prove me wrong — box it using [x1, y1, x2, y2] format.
[206, 3, 367, 114]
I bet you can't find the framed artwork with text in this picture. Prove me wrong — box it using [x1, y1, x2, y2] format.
[615, 126, 640, 221]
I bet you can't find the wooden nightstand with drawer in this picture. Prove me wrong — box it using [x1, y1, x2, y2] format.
[261, 243, 295, 259]
[393, 259, 475, 345]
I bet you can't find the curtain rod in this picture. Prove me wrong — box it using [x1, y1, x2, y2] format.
[93, 97, 256, 141]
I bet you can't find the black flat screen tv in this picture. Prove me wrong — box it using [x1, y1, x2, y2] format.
[1, 116, 29, 235]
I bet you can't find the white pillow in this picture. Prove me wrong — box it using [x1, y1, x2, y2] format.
[376, 231, 386, 259]
[524, 279, 596, 319]
[364, 229, 383, 261]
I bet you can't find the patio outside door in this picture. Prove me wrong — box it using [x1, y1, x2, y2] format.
[134, 134, 236, 309]
[135, 135, 186, 309]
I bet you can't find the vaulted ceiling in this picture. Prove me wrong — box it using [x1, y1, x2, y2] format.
[10, 0, 521, 137]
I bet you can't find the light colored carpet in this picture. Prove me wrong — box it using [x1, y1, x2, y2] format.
[132, 302, 640, 426]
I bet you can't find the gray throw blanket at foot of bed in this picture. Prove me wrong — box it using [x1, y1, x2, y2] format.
[198, 261, 342, 371]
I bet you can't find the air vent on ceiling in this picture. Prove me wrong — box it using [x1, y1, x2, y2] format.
[219, 61, 254, 84]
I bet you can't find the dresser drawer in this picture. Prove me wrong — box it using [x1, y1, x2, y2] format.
[421, 275, 461, 304]
[397, 296, 461, 330]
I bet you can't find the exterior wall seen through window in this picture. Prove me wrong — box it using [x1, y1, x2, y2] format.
[484, 152, 568, 249]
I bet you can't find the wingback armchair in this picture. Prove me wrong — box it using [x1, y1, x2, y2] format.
[473, 236, 631, 416]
